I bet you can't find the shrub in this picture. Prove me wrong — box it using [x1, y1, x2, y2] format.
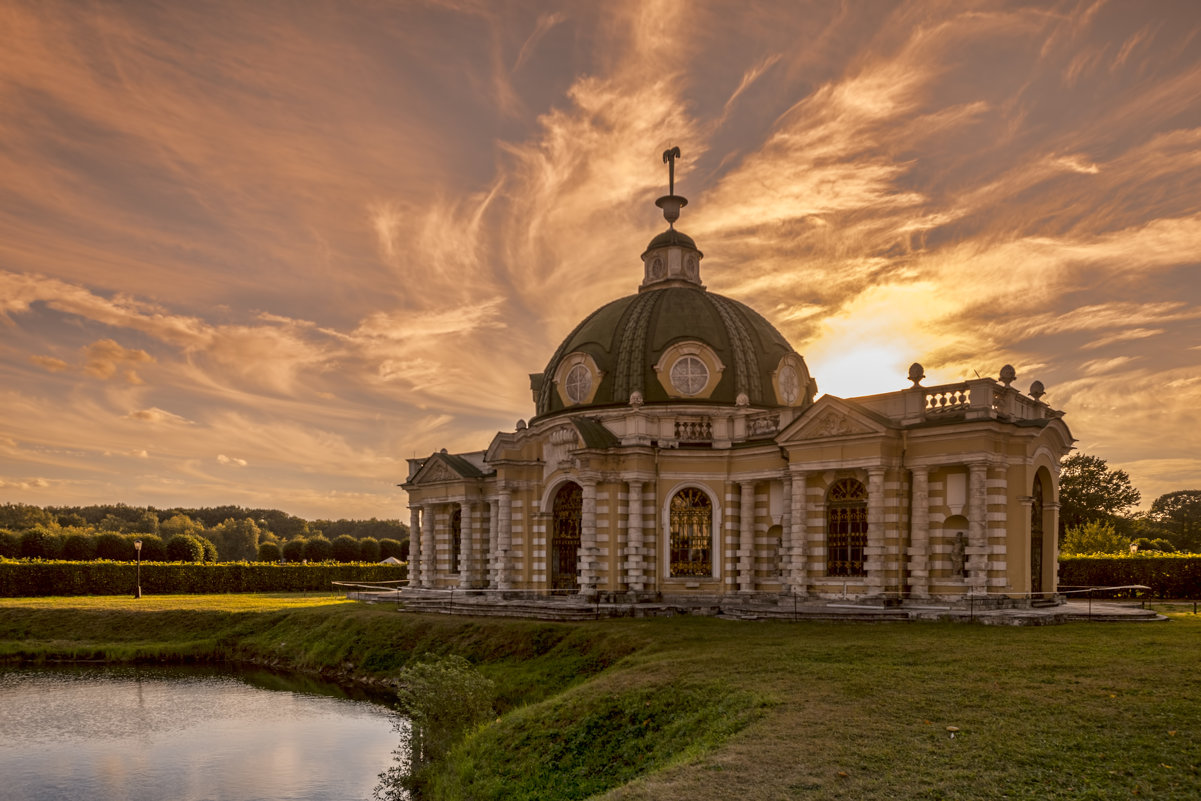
[1133, 537, 1176, 553]
[165, 535, 205, 563]
[282, 538, 306, 563]
[1061, 521, 1130, 555]
[359, 536, 381, 562]
[60, 533, 97, 561]
[304, 535, 333, 563]
[0, 529, 21, 558]
[20, 527, 61, 559]
[1059, 553, 1201, 598]
[257, 541, 282, 562]
[331, 534, 360, 563]
[95, 532, 134, 560]
[379, 537, 405, 561]
[0, 561, 405, 596]
[133, 534, 167, 562]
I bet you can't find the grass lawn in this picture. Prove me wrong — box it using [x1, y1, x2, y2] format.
[2, 595, 1198, 800]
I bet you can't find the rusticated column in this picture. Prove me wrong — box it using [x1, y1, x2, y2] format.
[739, 482, 755, 593]
[967, 463, 988, 594]
[497, 488, 513, 590]
[408, 506, 421, 588]
[908, 467, 930, 600]
[865, 467, 886, 595]
[487, 498, 499, 588]
[420, 504, 436, 588]
[627, 480, 644, 592]
[459, 501, 474, 588]
[580, 478, 598, 596]
[788, 469, 808, 595]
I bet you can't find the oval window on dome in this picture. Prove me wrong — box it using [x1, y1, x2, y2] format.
[564, 364, 592, 404]
[778, 364, 800, 404]
[670, 355, 709, 396]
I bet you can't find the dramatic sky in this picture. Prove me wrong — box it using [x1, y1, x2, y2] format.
[2, 0, 1200, 520]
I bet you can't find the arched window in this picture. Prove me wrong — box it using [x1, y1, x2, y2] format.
[450, 506, 462, 574]
[669, 488, 712, 577]
[826, 478, 867, 577]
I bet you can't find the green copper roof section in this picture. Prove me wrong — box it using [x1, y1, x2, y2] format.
[534, 285, 803, 418]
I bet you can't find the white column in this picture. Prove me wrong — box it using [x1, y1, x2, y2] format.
[498, 488, 513, 590]
[580, 478, 598, 595]
[408, 506, 421, 588]
[780, 476, 792, 585]
[739, 482, 755, 593]
[488, 498, 499, 589]
[908, 467, 930, 600]
[967, 463, 988, 593]
[421, 504, 436, 588]
[1045, 501, 1061, 594]
[866, 467, 886, 595]
[459, 501, 474, 588]
[788, 469, 808, 595]
[627, 480, 644, 593]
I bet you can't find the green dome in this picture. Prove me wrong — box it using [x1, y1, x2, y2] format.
[534, 285, 808, 417]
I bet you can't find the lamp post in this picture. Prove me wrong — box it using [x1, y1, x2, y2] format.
[134, 539, 142, 599]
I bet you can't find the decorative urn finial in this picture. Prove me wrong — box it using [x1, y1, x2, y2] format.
[999, 364, 1016, 387]
[1029, 380, 1046, 400]
[908, 362, 925, 387]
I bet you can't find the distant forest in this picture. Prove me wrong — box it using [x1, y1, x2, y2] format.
[0, 503, 408, 563]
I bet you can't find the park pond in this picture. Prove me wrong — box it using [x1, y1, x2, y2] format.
[0, 664, 402, 801]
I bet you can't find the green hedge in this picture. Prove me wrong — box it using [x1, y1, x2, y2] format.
[0, 559, 406, 597]
[1058, 554, 1201, 599]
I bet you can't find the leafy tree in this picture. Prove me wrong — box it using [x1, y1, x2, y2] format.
[331, 534, 361, 563]
[0, 504, 56, 531]
[281, 538, 306, 563]
[211, 517, 262, 561]
[1149, 490, 1201, 553]
[1058, 453, 1141, 539]
[160, 514, 204, 540]
[165, 535, 205, 562]
[379, 538, 405, 561]
[257, 541, 282, 562]
[56, 512, 86, 528]
[1061, 521, 1131, 555]
[60, 532, 97, 561]
[359, 536, 381, 562]
[95, 532, 134, 560]
[303, 535, 333, 562]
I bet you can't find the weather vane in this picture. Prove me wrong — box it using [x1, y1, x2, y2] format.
[662, 146, 681, 195]
[656, 146, 686, 227]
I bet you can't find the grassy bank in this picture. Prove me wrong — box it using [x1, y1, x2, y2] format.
[2, 595, 1199, 800]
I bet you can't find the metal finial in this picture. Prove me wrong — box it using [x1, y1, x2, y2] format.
[662, 146, 681, 195]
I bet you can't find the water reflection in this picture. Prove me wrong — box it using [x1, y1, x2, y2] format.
[0, 665, 399, 801]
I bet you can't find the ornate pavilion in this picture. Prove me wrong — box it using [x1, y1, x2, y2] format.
[400, 151, 1073, 614]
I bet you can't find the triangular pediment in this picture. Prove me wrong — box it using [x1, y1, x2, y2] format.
[777, 396, 891, 443]
[409, 452, 481, 485]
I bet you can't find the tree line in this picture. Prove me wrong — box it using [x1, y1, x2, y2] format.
[1058, 453, 1201, 555]
[0, 503, 409, 564]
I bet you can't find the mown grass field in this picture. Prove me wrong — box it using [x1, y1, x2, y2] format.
[2, 594, 1198, 800]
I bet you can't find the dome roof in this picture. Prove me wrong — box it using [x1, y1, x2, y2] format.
[533, 284, 810, 417]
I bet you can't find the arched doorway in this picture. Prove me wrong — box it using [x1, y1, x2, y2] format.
[1031, 473, 1045, 595]
[551, 482, 582, 591]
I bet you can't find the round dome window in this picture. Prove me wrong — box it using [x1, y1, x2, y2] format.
[778, 364, 800, 404]
[670, 355, 709, 396]
[564, 364, 592, 404]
